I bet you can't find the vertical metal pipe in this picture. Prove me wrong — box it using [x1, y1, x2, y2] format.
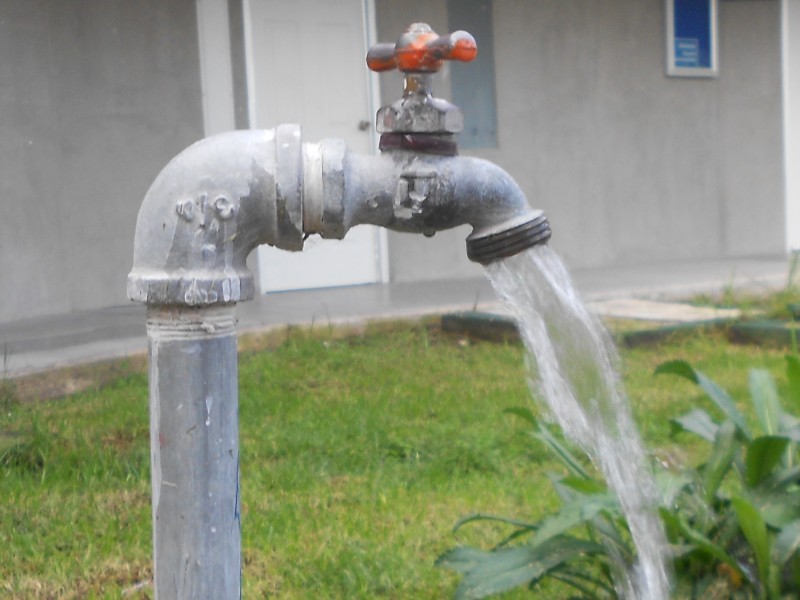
[146, 305, 241, 599]
[129, 123, 551, 598]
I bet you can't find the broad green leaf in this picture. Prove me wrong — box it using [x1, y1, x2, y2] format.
[654, 470, 692, 507]
[785, 354, 800, 405]
[505, 406, 593, 479]
[745, 436, 790, 487]
[558, 475, 606, 495]
[659, 507, 747, 581]
[436, 546, 490, 574]
[786, 553, 800, 594]
[453, 537, 606, 600]
[749, 369, 783, 436]
[696, 371, 752, 440]
[671, 408, 718, 442]
[774, 465, 800, 488]
[751, 488, 800, 528]
[503, 406, 537, 427]
[655, 359, 699, 382]
[548, 478, 630, 562]
[545, 480, 628, 556]
[774, 519, 800, 566]
[531, 494, 618, 546]
[452, 513, 537, 535]
[532, 428, 590, 479]
[550, 568, 615, 597]
[656, 360, 751, 439]
[550, 476, 580, 504]
[658, 509, 685, 543]
[702, 420, 738, 504]
[732, 495, 771, 589]
[669, 543, 698, 559]
[781, 416, 800, 444]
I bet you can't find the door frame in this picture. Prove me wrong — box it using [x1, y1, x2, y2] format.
[195, 0, 237, 136]
[241, 0, 389, 290]
[363, 0, 391, 282]
[783, 0, 800, 251]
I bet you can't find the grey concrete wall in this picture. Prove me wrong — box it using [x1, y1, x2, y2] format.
[0, 0, 204, 323]
[376, 0, 784, 281]
[227, 0, 250, 130]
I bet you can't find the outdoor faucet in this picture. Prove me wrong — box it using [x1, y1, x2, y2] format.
[127, 23, 550, 599]
[358, 23, 550, 264]
[128, 23, 550, 306]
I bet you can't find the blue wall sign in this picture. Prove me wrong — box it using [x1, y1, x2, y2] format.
[666, 0, 718, 77]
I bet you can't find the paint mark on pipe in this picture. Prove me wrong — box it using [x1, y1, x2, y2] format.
[205, 395, 213, 426]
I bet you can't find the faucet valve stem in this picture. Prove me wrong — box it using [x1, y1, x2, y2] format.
[366, 23, 476, 74]
[367, 23, 477, 151]
[364, 23, 551, 263]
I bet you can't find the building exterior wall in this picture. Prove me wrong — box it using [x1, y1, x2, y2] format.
[376, 0, 785, 282]
[0, 0, 204, 323]
[0, 0, 785, 323]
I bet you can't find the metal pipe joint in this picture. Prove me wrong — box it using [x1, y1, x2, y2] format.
[128, 125, 549, 309]
[128, 125, 304, 307]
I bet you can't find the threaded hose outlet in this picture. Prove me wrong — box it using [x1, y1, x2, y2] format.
[466, 212, 551, 265]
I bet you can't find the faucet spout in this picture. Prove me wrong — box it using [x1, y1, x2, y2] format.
[304, 144, 551, 265]
[355, 21, 551, 264]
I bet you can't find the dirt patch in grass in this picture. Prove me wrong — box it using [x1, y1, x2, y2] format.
[7, 355, 147, 404]
[4, 560, 153, 600]
[5, 317, 443, 405]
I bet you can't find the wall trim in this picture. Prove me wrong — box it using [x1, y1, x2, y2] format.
[196, 0, 237, 135]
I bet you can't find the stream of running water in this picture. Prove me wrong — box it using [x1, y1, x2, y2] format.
[487, 245, 671, 600]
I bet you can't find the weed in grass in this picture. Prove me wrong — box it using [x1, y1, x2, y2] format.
[0, 381, 16, 413]
[1, 420, 47, 475]
[690, 255, 800, 321]
[1, 342, 17, 413]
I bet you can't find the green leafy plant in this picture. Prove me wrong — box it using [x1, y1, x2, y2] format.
[437, 407, 637, 599]
[655, 357, 800, 598]
[438, 358, 800, 599]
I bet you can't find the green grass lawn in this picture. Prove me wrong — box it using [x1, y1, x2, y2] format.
[0, 318, 792, 599]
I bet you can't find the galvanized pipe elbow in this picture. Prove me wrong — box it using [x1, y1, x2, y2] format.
[127, 125, 306, 306]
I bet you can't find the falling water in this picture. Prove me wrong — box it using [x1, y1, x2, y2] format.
[487, 245, 671, 600]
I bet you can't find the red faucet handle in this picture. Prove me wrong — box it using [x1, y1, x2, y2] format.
[367, 23, 477, 74]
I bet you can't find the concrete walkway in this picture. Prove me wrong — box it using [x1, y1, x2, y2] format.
[0, 255, 791, 379]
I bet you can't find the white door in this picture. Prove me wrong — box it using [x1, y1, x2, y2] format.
[244, 0, 384, 292]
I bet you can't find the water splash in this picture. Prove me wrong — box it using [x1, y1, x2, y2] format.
[487, 246, 670, 600]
